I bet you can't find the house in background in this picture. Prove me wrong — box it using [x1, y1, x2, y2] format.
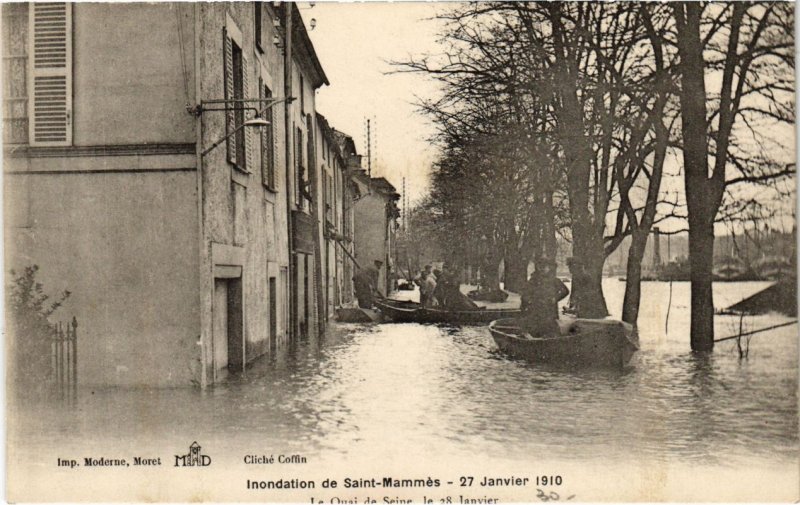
[350, 171, 401, 296]
[315, 113, 356, 321]
[2, 2, 348, 387]
[284, 11, 328, 339]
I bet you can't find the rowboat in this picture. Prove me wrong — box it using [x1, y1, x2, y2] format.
[489, 317, 639, 368]
[374, 298, 521, 324]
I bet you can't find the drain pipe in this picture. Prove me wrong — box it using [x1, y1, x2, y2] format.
[283, 3, 295, 340]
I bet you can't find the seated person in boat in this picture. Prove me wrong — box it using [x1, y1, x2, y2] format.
[519, 260, 569, 337]
[565, 257, 607, 318]
[434, 263, 480, 311]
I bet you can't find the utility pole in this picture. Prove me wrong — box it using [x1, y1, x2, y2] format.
[366, 118, 372, 178]
[402, 177, 406, 231]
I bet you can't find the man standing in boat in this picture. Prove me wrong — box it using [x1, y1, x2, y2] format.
[353, 260, 383, 309]
[419, 265, 437, 307]
[370, 260, 383, 297]
[520, 259, 569, 336]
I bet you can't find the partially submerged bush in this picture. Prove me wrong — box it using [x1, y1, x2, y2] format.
[7, 265, 71, 387]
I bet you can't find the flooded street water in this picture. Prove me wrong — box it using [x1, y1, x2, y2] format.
[9, 280, 798, 501]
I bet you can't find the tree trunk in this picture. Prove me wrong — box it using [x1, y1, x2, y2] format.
[622, 230, 647, 325]
[504, 247, 528, 293]
[481, 252, 502, 293]
[676, 3, 716, 350]
[582, 249, 609, 318]
[689, 217, 715, 351]
[559, 84, 609, 317]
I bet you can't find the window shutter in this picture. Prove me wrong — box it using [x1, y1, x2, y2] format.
[259, 77, 267, 184]
[242, 54, 252, 172]
[259, 78, 275, 188]
[270, 99, 277, 188]
[29, 2, 72, 146]
[223, 28, 236, 164]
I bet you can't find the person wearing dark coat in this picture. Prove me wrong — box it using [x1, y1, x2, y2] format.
[353, 260, 382, 309]
[566, 257, 606, 318]
[519, 262, 569, 337]
[436, 264, 479, 311]
[417, 265, 434, 306]
[370, 260, 383, 297]
[353, 267, 374, 309]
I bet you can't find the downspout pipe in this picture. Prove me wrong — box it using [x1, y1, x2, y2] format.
[192, 3, 207, 388]
[283, 4, 294, 339]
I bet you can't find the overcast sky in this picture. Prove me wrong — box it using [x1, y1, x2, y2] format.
[305, 2, 448, 207]
[303, 3, 795, 234]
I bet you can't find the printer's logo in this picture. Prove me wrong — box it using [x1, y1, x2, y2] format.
[174, 441, 211, 467]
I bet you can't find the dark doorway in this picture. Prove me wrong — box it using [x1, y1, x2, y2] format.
[303, 254, 310, 337]
[212, 274, 244, 380]
[291, 254, 298, 339]
[269, 276, 277, 349]
[226, 276, 244, 372]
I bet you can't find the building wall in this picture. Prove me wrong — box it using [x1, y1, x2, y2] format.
[72, 3, 196, 145]
[3, 3, 201, 386]
[288, 45, 322, 337]
[4, 169, 200, 386]
[315, 119, 341, 318]
[353, 193, 390, 296]
[197, 3, 291, 384]
[340, 177, 356, 305]
[4, 2, 334, 387]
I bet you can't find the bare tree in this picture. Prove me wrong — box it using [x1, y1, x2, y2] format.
[672, 2, 794, 350]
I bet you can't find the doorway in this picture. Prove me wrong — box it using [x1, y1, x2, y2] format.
[269, 276, 277, 350]
[212, 275, 244, 381]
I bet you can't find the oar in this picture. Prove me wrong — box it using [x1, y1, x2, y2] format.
[714, 320, 797, 343]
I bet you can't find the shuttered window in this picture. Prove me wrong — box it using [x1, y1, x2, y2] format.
[259, 78, 275, 190]
[327, 173, 334, 222]
[28, 2, 72, 146]
[299, 74, 304, 114]
[242, 50, 253, 172]
[223, 27, 250, 172]
[305, 114, 314, 206]
[295, 127, 303, 207]
[254, 2, 263, 53]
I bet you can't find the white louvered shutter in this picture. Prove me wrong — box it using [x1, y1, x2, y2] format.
[242, 54, 252, 172]
[29, 2, 72, 146]
[223, 28, 236, 164]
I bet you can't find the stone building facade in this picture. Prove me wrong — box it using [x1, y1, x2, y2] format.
[315, 113, 357, 320]
[3, 2, 354, 387]
[351, 172, 401, 296]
